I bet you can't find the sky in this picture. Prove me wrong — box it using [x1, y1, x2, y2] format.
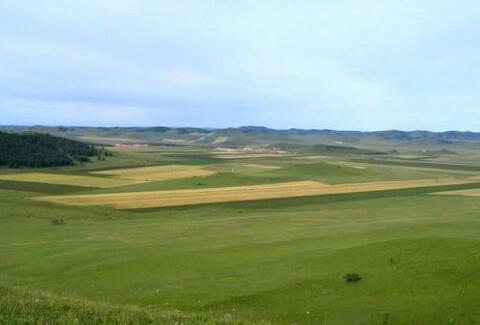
[1, 0, 480, 131]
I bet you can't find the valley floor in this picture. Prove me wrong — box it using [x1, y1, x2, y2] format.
[2, 145, 480, 324]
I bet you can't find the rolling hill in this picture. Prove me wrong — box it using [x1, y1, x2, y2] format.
[3, 126, 480, 150]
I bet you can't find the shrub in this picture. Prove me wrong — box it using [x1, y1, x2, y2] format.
[343, 272, 362, 283]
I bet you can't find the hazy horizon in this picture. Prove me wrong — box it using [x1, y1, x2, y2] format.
[4, 124, 480, 134]
[2, 1, 480, 131]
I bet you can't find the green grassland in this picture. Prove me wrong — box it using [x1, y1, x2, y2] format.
[2, 143, 480, 324]
[0, 285, 250, 325]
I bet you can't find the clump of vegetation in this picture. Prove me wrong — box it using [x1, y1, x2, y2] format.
[0, 285, 252, 325]
[382, 312, 391, 324]
[50, 219, 65, 226]
[343, 273, 362, 283]
[0, 132, 106, 168]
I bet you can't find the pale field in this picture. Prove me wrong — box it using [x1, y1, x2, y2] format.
[291, 155, 331, 159]
[353, 161, 477, 176]
[351, 165, 367, 169]
[75, 136, 143, 144]
[92, 164, 216, 181]
[214, 154, 294, 159]
[434, 188, 480, 196]
[212, 136, 228, 144]
[0, 173, 145, 188]
[327, 161, 368, 169]
[395, 155, 429, 159]
[160, 138, 190, 144]
[36, 178, 473, 209]
[240, 164, 282, 169]
[109, 147, 203, 154]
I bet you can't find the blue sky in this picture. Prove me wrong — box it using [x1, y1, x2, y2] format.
[1, 1, 480, 130]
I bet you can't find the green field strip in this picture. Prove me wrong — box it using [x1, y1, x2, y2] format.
[0, 180, 94, 195]
[349, 158, 480, 172]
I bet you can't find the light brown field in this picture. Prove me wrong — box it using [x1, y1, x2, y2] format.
[212, 136, 228, 144]
[433, 188, 480, 197]
[351, 166, 367, 169]
[0, 173, 145, 188]
[291, 155, 331, 159]
[241, 164, 282, 170]
[36, 178, 472, 209]
[92, 165, 216, 181]
[395, 155, 429, 159]
[214, 154, 293, 159]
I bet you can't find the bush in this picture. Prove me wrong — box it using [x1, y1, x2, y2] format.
[343, 272, 362, 283]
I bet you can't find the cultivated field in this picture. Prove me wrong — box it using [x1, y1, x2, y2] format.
[37, 178, 472, 209]
[241, 163, 282, 169]
[92, 164, 217, 181]
[434, 188, 480, 196]
[0, 172, 145, 188]
[214, 153, 293, 159]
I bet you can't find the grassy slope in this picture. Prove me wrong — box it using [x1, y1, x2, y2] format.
[2, 146, 480, 324]
[0, 285, 252, 325]
[2, 183, 480, 324]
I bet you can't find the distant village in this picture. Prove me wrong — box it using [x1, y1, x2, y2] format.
[114, 143, 149, 148]
[214, 145, 289, 154]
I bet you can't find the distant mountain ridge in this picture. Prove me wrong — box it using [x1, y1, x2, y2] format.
[3, 125, 480, 138]
[2, 125, 480, 147]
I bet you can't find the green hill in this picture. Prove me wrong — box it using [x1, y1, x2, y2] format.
[0, 132, 101, 168]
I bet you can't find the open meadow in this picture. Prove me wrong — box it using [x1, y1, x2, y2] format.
[2, 142, 480, 324]
[4, 0, 480, 323]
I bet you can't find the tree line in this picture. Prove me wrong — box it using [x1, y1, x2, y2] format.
[0, 132, 107, 168]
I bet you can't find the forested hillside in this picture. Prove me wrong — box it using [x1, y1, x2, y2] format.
[0, 132, 101, 168]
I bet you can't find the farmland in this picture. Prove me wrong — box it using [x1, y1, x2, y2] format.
[2, 135, 480, 324]
[0, 172, 145, 188]
[37, 178, 473, 209]
[92, 164, 217, 181]
[434, 188, 480, 197]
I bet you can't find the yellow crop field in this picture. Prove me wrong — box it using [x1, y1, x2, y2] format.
[0, 173, 145, 188]
[36, 178, 472, 209]
[433, 188, 480, 196]
[92, 165, 216, 181]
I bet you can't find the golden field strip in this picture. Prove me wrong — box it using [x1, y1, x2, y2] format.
[92, 165, 216, 181]
[36, 178, 473, 209]
[0, 173, 146, 188]
[433, 188, 480, 197]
